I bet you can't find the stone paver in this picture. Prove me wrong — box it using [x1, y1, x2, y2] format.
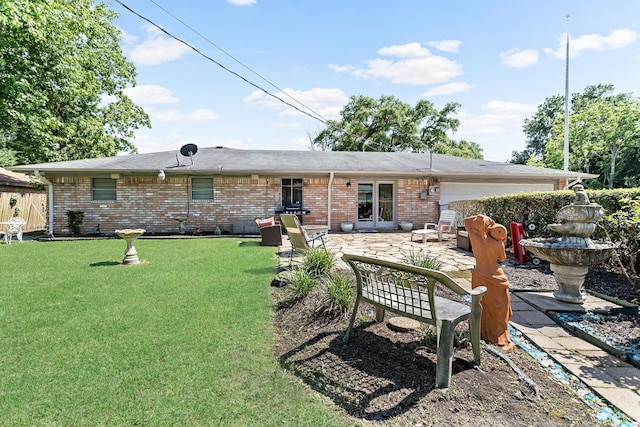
[276, 231, 640, 422]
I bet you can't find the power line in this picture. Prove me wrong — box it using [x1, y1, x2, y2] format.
[145, 0, 330, 124]
[114, 0, 328, 124]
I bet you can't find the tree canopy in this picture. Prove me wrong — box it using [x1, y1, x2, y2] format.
[312, 95, 483, 159]
[511, 84, 640, 188]
[0, 0, 150, 166]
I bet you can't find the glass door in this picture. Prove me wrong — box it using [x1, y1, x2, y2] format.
[356, 182, 395, 229]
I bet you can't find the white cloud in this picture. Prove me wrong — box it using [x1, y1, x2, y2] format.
[243, 87, 348, 120]
[332, 42, 462, 85]
[427, 40, 463, 53]
[150, 108, 219, 122]
[327, 64, 356, 73]
[124, 85, 179, 105]
[499, 48, 539, 68]
[227, 0, 256, 5]
[422, 82, 472, 96]
[544, 28, 637, 58]
[129, 25, 192, 65]
[456, 101, 537, 136]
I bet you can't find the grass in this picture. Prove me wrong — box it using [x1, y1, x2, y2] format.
[0, 238, 348, 426]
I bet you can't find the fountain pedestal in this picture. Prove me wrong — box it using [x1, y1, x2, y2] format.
[550, 264, 589, 303]
[115, 228, 146, 264]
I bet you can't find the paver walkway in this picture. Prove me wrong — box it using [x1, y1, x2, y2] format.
[277, 231, 640, 422]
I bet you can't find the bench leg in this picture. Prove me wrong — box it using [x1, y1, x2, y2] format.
[343, 296, 361, 343]
[435, 321, 456, 388]
[469, 309, 482, 364]
[375, 306, 385, 322]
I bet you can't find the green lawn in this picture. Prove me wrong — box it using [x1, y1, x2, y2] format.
[0, 238, 348, 426]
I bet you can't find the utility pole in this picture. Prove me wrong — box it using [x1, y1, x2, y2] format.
[563, 14, 570, 172]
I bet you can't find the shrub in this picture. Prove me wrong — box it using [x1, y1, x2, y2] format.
[288, 268, 316, 299]
[66, 210, 85, 236]
[303, 247, 335, 279]
[321, 273, 354, 314]
[405, 248, 443, 270]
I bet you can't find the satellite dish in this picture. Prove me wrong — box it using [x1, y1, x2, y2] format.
[180, 143, 198, 157]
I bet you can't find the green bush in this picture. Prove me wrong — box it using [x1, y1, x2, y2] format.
[404, 248, 443, 270]
[303, 247, 335, 279]
[66, 210, 85, 236]
[321, 273, 354, 314]
[288, 267, 316, 299]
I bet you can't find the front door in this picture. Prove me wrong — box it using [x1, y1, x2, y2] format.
[356, 182, 395, 229]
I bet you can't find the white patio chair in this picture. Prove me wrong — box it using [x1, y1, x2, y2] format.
[2, 217, 26, 244]
[410, 210, 457, 243]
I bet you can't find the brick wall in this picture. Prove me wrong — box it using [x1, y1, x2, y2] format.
[49, 175, 440, 235]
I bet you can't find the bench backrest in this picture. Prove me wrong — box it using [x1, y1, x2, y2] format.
[342, 253, 479, 325]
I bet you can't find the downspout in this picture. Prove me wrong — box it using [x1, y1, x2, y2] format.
[34, 170, 54, 237]
[327, 172, 334, 229]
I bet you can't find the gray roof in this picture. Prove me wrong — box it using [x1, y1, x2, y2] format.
[9, 146, 596, 181]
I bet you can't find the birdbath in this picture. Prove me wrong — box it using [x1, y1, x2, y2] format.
[174, 217, 188, 234]
[115, 228, 146, 264]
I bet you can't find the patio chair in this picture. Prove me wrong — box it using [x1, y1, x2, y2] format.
[410, 210, 457, 243]
[280, 214, 328, 266]
[255, 217, 282, 247]
[2, 216, 26, 244]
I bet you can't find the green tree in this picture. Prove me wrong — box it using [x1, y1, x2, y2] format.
[312, 95, 481, 157]
[434, 139, 483, 159]
[544, 96, 640, 188]
[511, 84, 622, 165]
[313, 95, 414, 152]
[0, 0, 150, 165]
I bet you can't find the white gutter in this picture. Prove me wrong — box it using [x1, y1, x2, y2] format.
[327, 172, 334, 228]
[34, 170, 54, 237]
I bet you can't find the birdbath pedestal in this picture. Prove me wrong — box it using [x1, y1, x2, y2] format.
[115, 228, 146, 264]
[174, 218, 188, 234]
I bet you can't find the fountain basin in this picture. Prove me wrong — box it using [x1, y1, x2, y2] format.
[521, 238, 617, 266]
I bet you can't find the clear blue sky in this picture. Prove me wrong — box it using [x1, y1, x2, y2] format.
[110, 0, 640, 162]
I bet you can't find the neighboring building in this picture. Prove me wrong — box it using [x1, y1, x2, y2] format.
[9, 147, 594, 236]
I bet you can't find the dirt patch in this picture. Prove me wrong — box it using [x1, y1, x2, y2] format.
[272, 257, 640, 426]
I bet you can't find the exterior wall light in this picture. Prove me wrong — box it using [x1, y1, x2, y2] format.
[158, 170, 165, 180]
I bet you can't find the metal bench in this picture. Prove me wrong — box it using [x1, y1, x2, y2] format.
[342, 253, 486, 388]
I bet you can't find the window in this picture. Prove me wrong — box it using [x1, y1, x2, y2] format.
[92, 178, 116, 201]
[281, 178, 303, 207]
[191, 178, 214, 200]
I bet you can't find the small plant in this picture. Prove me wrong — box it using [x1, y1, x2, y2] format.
[405, 248, 443, 270]
[422, 326, 470, 349]
[321, 273, 354, 314]
[303, 247, 335, 279]
[66, 210, 85, 236]
[9, 193, 20, 208]
[288, 267, 316, 299]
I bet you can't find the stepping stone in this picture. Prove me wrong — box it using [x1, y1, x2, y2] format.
[388, 316, 420, 332]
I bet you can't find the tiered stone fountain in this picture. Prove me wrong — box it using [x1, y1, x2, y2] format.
[520, 185, 617, 304]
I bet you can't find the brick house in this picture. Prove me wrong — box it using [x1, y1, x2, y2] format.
[10, 146, 593, 236]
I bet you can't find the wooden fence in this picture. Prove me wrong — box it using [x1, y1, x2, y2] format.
[0, 191, 48, 233]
